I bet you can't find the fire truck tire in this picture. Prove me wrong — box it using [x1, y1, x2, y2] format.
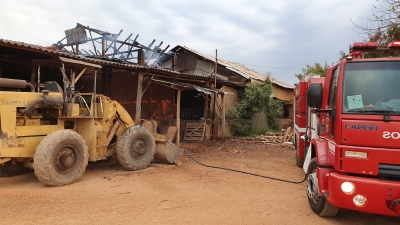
[116, 125, 155, 171]
[33, 130, 89, 187]
[306, 159, 339, 217]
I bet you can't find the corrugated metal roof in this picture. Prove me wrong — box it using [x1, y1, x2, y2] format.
[0, 39, 213, 79]
[172, 45, 295, 89]
[0, 39, 294, 88]
[270, 78, 295, 89]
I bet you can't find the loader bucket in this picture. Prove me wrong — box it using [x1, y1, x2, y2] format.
[153, 133, 183, 164]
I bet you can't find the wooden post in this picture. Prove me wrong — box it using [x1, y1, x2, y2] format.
[213, 49, 218, 119]
[30, 67, 36, 88]
[0, 68, 2, 90]
[135, 73, 144, 124]
[37, 63, 40, 92]
[176, 89, 181, 147]
[222, 93, 226, 139]
[138, 50, 145, 66]
[70, 71, 75, 94]
[94, 69, 97, 117]
[203, 82, 209, 118]
[177, 89, 181, 147]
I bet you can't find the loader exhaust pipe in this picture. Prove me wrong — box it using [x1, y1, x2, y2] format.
[0, 78, 35, 92]
[19, 91, 64, 115]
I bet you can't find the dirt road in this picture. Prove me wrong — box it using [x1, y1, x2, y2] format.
[0, 140, 398, 224]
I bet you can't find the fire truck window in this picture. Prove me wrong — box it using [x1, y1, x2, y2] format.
[343, 61, 400, 113]
[327, 66, 339, 137]
[328, 67, 339, 107]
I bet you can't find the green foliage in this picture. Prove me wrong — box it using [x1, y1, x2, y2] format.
[230, 119, 252, 136]
[230, 75, 283, 134]
[266, 98, 284, 129]
[294, 62, 330, 81]
[249, 128, 271, 136]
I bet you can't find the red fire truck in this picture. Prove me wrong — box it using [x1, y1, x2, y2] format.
[294, 41, 400, 217]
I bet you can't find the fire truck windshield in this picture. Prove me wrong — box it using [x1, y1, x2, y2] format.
[343, 61, 400, 114]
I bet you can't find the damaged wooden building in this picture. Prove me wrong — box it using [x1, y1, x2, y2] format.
[0, 24, 294, 142]
[160, 45, 295, 132]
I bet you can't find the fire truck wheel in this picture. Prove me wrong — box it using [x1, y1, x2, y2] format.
[33, 130, 89, 187]
[306, 158, 339, 217]
[116, 125, 155, 171]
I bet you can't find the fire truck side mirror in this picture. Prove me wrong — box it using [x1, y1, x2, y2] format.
[307, 83, 323, 108]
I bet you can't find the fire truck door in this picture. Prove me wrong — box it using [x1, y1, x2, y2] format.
[326, 67, 339, 139]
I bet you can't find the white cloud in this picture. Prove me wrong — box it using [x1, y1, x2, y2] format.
[0, 0, 379, 84]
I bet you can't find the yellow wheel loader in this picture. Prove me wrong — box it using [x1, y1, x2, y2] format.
[0, 57, 182, 186]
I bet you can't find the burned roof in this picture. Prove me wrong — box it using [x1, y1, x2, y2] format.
[171, 45, 295, 89]
[0, 37, 293, 89]
[148, 78, 231, 95]
[0, 39, 209, 78]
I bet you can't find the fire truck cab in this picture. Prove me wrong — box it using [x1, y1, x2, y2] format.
[294, 41, 400, 217]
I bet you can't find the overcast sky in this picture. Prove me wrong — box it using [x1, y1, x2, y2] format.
[0, 0, 378, 85]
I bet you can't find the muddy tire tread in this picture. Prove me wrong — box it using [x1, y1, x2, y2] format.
[33, 130, 88, 186]
[116, 126, 155, 171]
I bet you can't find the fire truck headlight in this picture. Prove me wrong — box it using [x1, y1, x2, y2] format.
[341, 182, 355, 194]
[353, 195, 367, 207]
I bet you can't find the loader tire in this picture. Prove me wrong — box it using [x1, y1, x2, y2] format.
[33, 130, 89, 186]
[116, 125, 155, 171]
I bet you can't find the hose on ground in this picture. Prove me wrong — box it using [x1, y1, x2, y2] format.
[183, 149, 307, 184]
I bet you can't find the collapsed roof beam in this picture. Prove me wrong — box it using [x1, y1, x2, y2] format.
[53, 23, 173, 67]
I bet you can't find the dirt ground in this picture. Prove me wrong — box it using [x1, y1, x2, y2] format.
[0, 140, 398, 225]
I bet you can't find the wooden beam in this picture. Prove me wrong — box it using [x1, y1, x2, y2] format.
[177, 89, 181, 147]
[135, 73, 144, 123]
[102, 38, 106, 58]
[142, 76, 154, 96]
[74, 67, 87, 83]
[222, 94, 226, 140]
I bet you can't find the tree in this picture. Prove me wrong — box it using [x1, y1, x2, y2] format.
[294, 62, 330, 81]
[230, 75, 283, 133]
[361, 24, 400, 58]
[352, 0, 400, 36]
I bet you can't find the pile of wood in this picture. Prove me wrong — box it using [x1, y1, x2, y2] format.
[236, 127, 294, 145]
[264, 127, 294, 144]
